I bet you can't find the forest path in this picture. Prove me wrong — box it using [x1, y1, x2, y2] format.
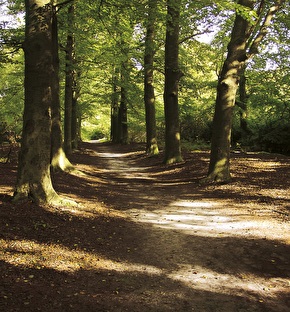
[75, 142, 290, 312]
[1, 141, 290, 311]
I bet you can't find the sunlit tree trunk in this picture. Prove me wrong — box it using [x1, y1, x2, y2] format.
[163, 0, 183, 164]
[206, 1, 254, 183]
[51, 5, 74, 172]
[204, 0, 284, 183]
[144, 0, 159, 155]
[14, 0, 60, 205]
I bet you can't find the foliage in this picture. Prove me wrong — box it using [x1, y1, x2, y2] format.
[0, 0, 289, 155]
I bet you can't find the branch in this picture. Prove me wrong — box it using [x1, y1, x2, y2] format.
[179, 29, 213, 45]
[245, 0, 265, 42]
[55, 0, 74, 11]
[247, 0, 285, 57]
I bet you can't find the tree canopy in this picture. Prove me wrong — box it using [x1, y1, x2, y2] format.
[0, 0, 289, 201]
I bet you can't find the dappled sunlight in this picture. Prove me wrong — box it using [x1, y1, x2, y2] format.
[128, 200, 290, 243]
[91, 150, 155, 182]
[1, 237, 289, 307]
[43, 196, 127, 219]
[93, 150, 144, 159]
[0, 186, 14, 194]
[1, 143, 290, 310]
[0, 238, 162, 275]
[94, 152, 125, 158]
[168, 264, 290, 300]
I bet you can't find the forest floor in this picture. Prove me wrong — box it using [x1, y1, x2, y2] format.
[0, 141, 290, 312]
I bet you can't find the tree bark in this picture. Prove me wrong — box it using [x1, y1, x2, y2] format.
[237, 65, 252, 141]
[205, 0, 255, 183]
[204, 0, 285, 183]
[50, 5, 74, 172]
[163, 0, 183, 164]
[63, 3, 74, 155]
[14, 0, 60, 204]
[71, 68, 80, 149]
[144, 0, 159, 155]
[119, 65, 128, 144]
[111, 68, 120, 143]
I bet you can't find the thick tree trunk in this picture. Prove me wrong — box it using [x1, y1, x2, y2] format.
[204, 0, 284, 183]
[50, 6, 74, 172]
[163, 0, 183, 164]
[205, 0, 255, 183]
[14, 0, 60, 205]
[144, 0, 159, 155]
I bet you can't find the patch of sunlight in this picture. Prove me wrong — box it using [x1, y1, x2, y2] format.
[2, 238, 289, 305]
[173, 201, 216, 208]
[0, 186, 13, 193]
[94, 150, 144, 159]
[127, 201, 290, 243]
[0, 238, 162, 275]
[47, 200, 126, 219]
[168, 264, 290, 299]
[95, 152, 124, 158]
[246, 159, 285, 169]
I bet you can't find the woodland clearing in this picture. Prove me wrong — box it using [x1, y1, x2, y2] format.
[0, 141, 290, 311]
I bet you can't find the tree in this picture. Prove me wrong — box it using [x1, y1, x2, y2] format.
[119, 58, 129, 144]
[144, 0, 159, 155]
[50, 3, 74, 172]
[14, 0, 60, 204]
[163, 0, 183, 164]
[63, 2, 75, 155]
[204, 0, 285, 183]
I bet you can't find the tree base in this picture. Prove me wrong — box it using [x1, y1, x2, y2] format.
[199, 173, 232, 185]
[163, 155, 184, 165]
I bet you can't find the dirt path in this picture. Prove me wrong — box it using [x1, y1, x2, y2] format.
[1, 142, 290, 311]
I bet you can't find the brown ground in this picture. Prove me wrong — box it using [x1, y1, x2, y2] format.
[0, 141, 290, 312]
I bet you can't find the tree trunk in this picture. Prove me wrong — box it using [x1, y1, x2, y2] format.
[144, 0, 159, 155]
[119, 68, 128, 144]
[204, 0, 254, 183]
[50, 5, 74, 172]
[237, 65, 252, 140]
[204, 0, 284, 183]
[14, 0, 60, 205]
[111, 68, 120, 143]
[71, 69, 80, 149]
[163, 0, 183, 164]
[63, 3, 75, 155]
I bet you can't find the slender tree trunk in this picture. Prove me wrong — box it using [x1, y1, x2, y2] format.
[111, 68, 119, 143]
[119, 67, 128, 144]
[50, 5, 74, 172]
[237, 65, 252, 140]
[163, 0, 183, 164]
[144, 0, 159, 155]
[14, 0, 60, 204]
[64, 3, 75, 155]
[71, 69, 80, 149]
